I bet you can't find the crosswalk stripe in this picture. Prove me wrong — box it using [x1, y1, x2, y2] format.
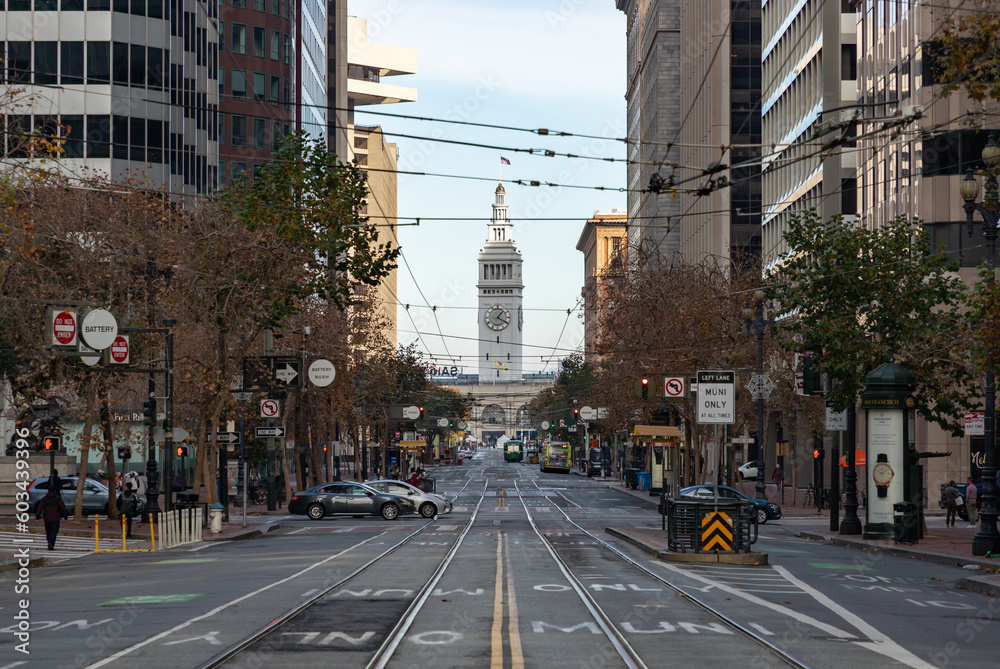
[0, 531, 94, 559]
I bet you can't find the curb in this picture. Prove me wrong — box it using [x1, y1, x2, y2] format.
[605, 527, 769, 565]
[202, 520, 287, 542]
[0, 557, 47, 572]
[797, 531, 1000, 571]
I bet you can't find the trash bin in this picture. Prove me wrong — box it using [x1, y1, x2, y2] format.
[421, 477, 436, 494]
[893, 501, 919, 544]
[637, 472, 651, 492]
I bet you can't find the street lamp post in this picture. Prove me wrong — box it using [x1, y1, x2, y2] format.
[744, 289, 774, 501]
[962, 133, 1000, 557]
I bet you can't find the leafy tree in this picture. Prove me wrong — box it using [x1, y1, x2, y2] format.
[767, 212, 977, 434]
[937, 2, 1000, 103]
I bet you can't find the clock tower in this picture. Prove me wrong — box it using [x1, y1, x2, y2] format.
[478, 183, 523, 382]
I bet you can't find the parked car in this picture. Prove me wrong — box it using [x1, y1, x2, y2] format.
[28, 476, 146, 518]
[288, 482, 416, 520]
[737, 461, 760, 481]
[365, 479, 453, 518]
[679, 484, 782, 524]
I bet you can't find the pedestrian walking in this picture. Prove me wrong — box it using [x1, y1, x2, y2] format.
[34, 487, 68, 550]
[120, 483, 138, 539]
[944, 480, 959, 527]
[966, 477, 979, 527]
[772, 465, 784, 503]
[50, 469, 63, 492]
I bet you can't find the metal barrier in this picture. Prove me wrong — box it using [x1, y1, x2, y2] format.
[157, 508, 203, 549]
[421, 477, 436, 494]
[666, 498, 758, 553]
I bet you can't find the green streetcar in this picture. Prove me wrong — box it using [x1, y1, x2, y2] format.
[503, 440, 524, 462]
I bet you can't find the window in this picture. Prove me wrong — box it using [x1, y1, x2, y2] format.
[252, 71, 264, 102]
[253, 117, 265, 148]
[113, 115, 128, 159]
[62, 0, 84, 10]
[61, 114, 84, 157]
[282, 33, 291, 64]
[270, 29, 280, 60]
[218, 67, 225, 95]
[218, 21, 225, 51]
[217, 112, 225, 144]
[147, 119, 163, 163]
[271, 120, 281, 150]
[231, 69, 247, 99]
[130, 116, 144, 161]
[8, 0, 30, 8]
[252, 163, 263, 178]
[35, 42, 58, 85]
[7, 43, 30, 83]
[113, 42, 128, 85]
[148, 47, 163, 89]
[87, 115, 110, 158]
[232, 161, 247, 179]
[218, 160, 225, 186]
[148, 0, 161, 18]
[252, 0, 262, 9]
[231, 0, 244, 6]
[842, 44, 857, 81]
[87, 0, 110, 8]
[35, 0, 57, 9]
[130, 0, 143, 15]
[129, 44, 146, 86]
[61, 42, 84, 84]
[270, 74, 279, 102]
[270, 0, 277, 13]
[113, 0, 126, 12]
[232, 23, 247, 55]
[253, 26, 265, 57]
[232, 115, 247, 146]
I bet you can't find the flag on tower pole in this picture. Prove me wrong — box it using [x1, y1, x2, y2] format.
[500, 157, 511, 165]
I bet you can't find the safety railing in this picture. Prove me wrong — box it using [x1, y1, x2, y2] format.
[666, 498, 758, 553]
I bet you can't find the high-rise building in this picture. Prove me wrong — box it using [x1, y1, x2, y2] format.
[576, 209, 627, 361]
[478, 184, 523, 383]
[2, 0, 219, 194]
[760, 0, 857, 269]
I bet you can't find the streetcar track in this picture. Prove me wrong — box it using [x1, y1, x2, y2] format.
[195, 481, 490, 669]
[515, 477, 811, 669]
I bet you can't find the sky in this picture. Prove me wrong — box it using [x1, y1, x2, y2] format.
[351, 0, 627, 375]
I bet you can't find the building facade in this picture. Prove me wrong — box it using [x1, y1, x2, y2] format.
[478, 184, 524, 383]
[2, 0, 219, 194]
[576, 209, 627, 361]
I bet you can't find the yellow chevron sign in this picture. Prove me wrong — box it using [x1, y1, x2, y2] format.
[700, 511, 734, 552]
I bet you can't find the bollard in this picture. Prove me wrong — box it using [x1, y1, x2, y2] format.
[150, 513, 156, 551]
[94, 515, 99, 552]
[121, 515, 126, 551]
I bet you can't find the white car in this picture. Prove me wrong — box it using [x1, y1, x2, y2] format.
[365, 480, 453, 518]
[738, 461, 760, 481]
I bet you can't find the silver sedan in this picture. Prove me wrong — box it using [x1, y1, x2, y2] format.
[365, 479, 453, 518]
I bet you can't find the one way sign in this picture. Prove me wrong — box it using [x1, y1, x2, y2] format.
[272, 357, 301, 387]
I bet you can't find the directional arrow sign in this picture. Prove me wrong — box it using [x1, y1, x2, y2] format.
[255, 426, 286, 438]
[154, 427, 190, 443]
[274, 362, 299, 385]
[437, 418, 449, 427]
[215, 432, 240, 444]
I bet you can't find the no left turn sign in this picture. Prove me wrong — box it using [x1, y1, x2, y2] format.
[260, 399, 281, 418]
[664, 377, 686, 398]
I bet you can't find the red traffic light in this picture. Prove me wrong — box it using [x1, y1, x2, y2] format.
[176, 446, 188, 457]
[574, 408, 579, 415]
[43, 436, 60, 451]
[641, 378, 649, 386]
[814, 449, 820, 459]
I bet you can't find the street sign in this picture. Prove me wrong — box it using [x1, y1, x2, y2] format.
[308, 359, 336, 387]
[663, 376, 686, 399]
[729, 435, 755, 444]
[215, 432, 240, 444]
[78, 339, 100, 367]
[437, 418, 449, 427]
[747, 373, 776, 400]
[80, 309, 118, 350]
[402, 405, 420, 420]
[260, 399, 281, 418]
[597, 407, 609, 420]
[231, 391, 253, 403]
[965, 412, 985, 437]
[541, 421, 550, 430]
[826, 406, 848, 432]
[458, 421, 467, 430]
[108, 334, 130, 364]
[153, 427, 190, 443]
[568, 425, 577, 433]
[579, 406, 595, 420]
[255, 426, 286, 438]
[273, 358, 300, 386]
[696, 370, 736, 425]
[50, 308, 77, 347]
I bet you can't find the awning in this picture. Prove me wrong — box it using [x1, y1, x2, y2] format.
[400, 440, 425, 450]
[839, 450, 867, 467]
[632, 425, 684, 438]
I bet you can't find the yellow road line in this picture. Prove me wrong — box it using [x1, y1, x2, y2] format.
[504, 531, 524, 669]
[491, 533, 505, 669]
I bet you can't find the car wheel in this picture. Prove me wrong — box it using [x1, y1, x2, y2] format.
[420, 503, 436, 518]
[381, 503, 399, 520]
[307, 503, 325, 520]
[756, 507, 768, 524]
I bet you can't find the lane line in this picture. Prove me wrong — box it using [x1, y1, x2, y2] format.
[504, 531, 524, 669]
[491, 533, 505, 669]
[772, 565, 937, 669]
[84, 532, 387, 668]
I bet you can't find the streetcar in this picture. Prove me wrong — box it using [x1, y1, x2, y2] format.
[504, 440, 524, 462]
[539, 441, 571, 474]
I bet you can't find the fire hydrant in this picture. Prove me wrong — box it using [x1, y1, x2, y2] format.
[209, 502, 224, 534]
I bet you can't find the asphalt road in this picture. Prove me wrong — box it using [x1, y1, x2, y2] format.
[1, 449, 996, 668]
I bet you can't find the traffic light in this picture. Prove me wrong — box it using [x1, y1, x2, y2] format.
[419, 406, 425, 420]
[641, 377, 649, 399]
[813, 448, 825, 461]
[117, 446, 132, 460]
[176, 445, 188, 458]
[143, 399, 156, 427]
[448, 419, 454, 428]
[42, 435, 60, 451]
[802, 353, 823, 394]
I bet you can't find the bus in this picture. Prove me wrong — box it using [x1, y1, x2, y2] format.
[504, 440, 523, 462]
[540, 441, 571, 474]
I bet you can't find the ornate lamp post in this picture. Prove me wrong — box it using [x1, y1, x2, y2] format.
[743, 289, 774, 500]
[962, 133, 1000, 557]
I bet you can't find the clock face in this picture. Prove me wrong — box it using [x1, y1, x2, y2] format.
[485, 305, 510, 330]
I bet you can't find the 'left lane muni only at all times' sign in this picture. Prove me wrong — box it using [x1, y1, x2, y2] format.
[696, 370, 735, 424]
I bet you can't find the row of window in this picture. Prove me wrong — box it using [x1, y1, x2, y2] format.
[483, 264, 516, 281]
[219, 67, 291, 106]
[219, 114, 290, 151]
[220, 22, 292, 65]
[223, 0, 292, 20]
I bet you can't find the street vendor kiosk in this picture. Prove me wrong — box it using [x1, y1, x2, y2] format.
[633, 425, 684, 498]
[400, 440, 425, 474]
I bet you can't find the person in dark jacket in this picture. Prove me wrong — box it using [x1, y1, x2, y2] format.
[120, 483, 139, 539]
[34, 488, 69, 550]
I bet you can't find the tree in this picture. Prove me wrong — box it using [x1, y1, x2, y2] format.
[937, 2, 1000, 103]
[767, 212, 977, 434]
